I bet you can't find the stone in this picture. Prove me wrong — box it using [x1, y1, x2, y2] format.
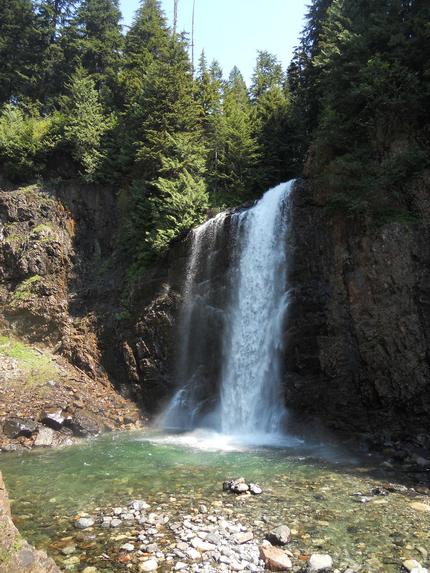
[259, 544, 292, 571]
[249, 483, 263, 495]
[410, 502, 430, 512]
[234, 531, 254, 544]
[308, 553, 333, 572]
[82, 568, 98, 573]
[34, 426, 55, 447]
[130, 500, 150, 511]
[191, 537, 216, 552]
[74, 517, 95, 529]
[266, 525, 291, 546]
[120, 543, 135, 552]
[41, 408, 65, 430]
[174, 563, 187, 571]
[110, 518, 122, 528]
[2, 417, 37, 438]
[139, 559, 158, 571]
[186, 548, 201, 560]
[61, 544, 76, 555]
[403, 560, 426, 573]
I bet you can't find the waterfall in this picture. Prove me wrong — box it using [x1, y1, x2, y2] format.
[221, 181, 293, 435]
[161, 180, 295, 437]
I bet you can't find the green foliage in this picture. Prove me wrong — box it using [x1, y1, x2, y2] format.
[0, 334, 58, 385]
[12, 275, 42, 301]
[0, 104, 52, 181]
[57, 66, 111, 180]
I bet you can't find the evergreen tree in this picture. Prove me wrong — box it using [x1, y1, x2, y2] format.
[0, 0, 41, 104]
[57, 66, 110, 180]
[73, 0, 124, 106]
[250, 50, 284, 100]
[207, 67, 260, 204]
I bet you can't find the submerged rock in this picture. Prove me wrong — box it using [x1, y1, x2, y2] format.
[74, 516, 95, 529]
[139, 559, 158, 571]
[308, 553, 333, 572]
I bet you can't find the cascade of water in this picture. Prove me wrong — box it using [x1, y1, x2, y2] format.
[220, 181, 293, 435]
[161, 213, 227, 429]
[161, 180, 295, 437]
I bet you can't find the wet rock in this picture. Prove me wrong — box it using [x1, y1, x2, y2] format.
[308, 553, 333, 572]
[74, 517, 95, 529]
[223, 477, 250, 494]
[64, 411, 101, 437]
[139, 559, 158, 571]
[41, 408, 65, 430]
[34, 426, 55, 447]
[110, 518, 122, 528]
[121, 543, 135, 552]
[60, 544, 76, 555]
[2, 417, 37, 438]
[259, 544, 292, 570]
[383, 483, 408, 493]
[130, 500, 150, 511]
[249, 483, 263, 495]
[266, 525, 291, 546]
[403, 559, 427, 573]
[410, 502, 430, 512]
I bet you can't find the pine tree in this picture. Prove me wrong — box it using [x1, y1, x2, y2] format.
[207, 67, 260, 204]
[250, 50, 284, 100]
[58, 66, 110, 180]
[0, 0, 41, 104]
[73, 0, 124, 106]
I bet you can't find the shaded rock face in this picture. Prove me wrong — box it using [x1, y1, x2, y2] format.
[284, 179, 430, 444]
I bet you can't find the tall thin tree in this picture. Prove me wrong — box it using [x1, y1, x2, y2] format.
[173, 0, 178, 34]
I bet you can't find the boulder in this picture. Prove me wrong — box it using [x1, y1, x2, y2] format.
[259, 544, 292, 571]
[41, 408, 64, 430]
[64, 411, 101, 437]
[34, 427, 55, 447]
[2, 417, 37, 438]
[266, 525, 291, 546]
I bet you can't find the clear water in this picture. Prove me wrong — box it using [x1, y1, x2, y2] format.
[0, 430, 429, 572]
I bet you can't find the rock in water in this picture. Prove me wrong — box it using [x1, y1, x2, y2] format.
[259, 544, 292, 571]
[139, 559, 158, 572]
[266, 525, 291, 546]
[74, 517, 95, 529]
[308, 554, 333, 572]
[410, 502, 430, 512]
[34, 427, 55, 447]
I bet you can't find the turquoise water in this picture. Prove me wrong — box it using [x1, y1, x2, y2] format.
[0, 430, 429, 572]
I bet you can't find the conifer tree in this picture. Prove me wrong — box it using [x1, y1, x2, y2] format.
[73, 0, 124, 106]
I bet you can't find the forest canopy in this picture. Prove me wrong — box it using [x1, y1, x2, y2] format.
[0, 0, 429, 269]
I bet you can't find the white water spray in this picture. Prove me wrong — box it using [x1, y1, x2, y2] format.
[221, 181, 293, 435]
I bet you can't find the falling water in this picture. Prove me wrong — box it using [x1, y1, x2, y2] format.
[221, 181, 293, 435]
[161, 180, 295, 438]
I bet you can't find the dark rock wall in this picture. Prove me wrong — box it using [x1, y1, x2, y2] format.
[284, 179, 430, 444]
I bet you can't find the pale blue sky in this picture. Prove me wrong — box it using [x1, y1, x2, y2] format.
[119, 0, 308, 84]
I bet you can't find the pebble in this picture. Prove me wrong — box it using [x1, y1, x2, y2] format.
[74, 517, 95, 529]
[266, 525, 291, 546]
[120, 543, 135, 552]
[410, 502, 430, 512]
[308, 553, 333, 572]
[139, 559, 158, 571]
[403, 560, 427, 573]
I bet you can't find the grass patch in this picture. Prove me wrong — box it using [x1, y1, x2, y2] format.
[0, 335, 57, 385]
[12, 275, 41, 302]
[30, 222, 57, 242]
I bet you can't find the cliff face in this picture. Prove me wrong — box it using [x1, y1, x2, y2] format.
[284, 178, 430, 446]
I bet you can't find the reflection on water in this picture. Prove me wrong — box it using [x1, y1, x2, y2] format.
[0, 430, 428, 572]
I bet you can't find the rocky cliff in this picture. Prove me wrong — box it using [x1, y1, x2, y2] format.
[284, 177, 430, 449]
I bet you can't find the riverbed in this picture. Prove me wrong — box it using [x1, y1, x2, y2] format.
[0, 430, 429, 572]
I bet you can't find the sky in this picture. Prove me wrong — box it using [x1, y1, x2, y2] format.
[119, 0, 308, 84]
